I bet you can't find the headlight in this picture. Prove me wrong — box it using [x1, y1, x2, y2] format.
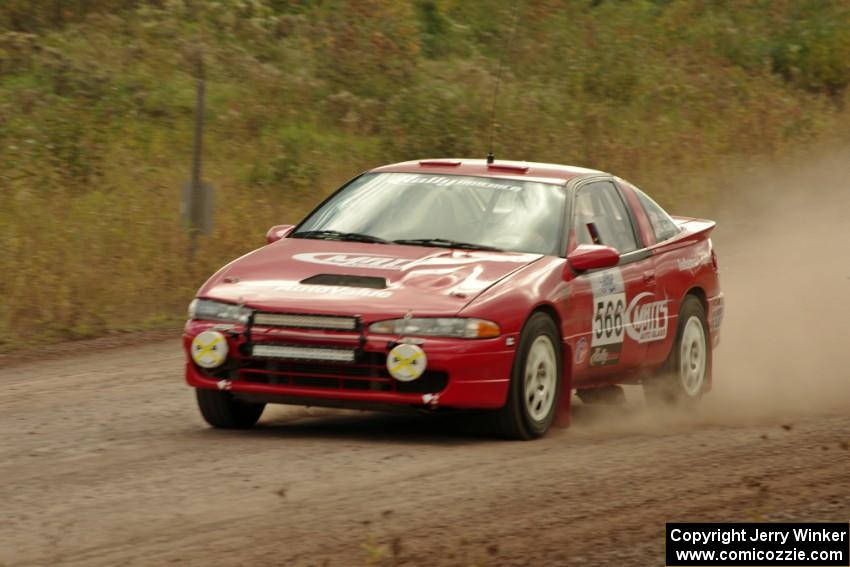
[368, 317, 500, 339]
[188, 299, 252, 324]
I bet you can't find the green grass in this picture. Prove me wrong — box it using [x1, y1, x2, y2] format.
[1, 0, 849, 350]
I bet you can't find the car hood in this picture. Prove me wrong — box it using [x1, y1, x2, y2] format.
[199, 239, 543, 318]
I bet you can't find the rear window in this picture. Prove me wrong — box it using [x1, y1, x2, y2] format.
[631, 186, 680, 242]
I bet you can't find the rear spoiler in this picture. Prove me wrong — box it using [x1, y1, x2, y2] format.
[668, 216, 716, 244]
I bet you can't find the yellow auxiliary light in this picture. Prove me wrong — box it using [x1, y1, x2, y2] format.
[191, 330, 229, 369]
[386, 343, 427, 382]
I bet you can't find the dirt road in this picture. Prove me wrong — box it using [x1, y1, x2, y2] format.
[2, 153, 849, 566]
[2, 345, 848, 567]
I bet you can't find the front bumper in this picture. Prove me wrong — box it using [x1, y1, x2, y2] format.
[183, 319, 516, 410]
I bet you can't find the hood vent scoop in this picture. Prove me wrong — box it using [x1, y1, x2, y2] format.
[300, 274, 388, 290]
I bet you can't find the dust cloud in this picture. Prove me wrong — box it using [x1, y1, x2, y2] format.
[708, 148, 850, 418]
[573, 149, 850, 435]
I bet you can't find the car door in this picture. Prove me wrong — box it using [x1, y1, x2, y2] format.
[563, 178, 657, 384]
[620, 180, 688, 366]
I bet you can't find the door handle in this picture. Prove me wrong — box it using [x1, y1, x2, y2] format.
[642, 272, 656, 285]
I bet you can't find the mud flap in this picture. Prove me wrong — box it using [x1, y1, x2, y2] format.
[554, 367, 572, 428]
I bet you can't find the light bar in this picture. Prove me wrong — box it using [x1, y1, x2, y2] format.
[253, 313, 357, 330]
[252, 344, 356, 363]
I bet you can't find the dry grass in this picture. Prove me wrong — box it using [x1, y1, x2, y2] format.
[1, 0, 849, 350]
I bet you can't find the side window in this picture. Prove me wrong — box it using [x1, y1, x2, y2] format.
[632, 187, 680, 242]
[574, 182, 639, 253]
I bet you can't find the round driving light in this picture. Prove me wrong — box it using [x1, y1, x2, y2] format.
[386, 343, 427, 382]
[191, 330, 229, 369]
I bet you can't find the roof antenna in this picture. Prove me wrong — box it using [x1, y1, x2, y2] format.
[486, 2, 521, 165]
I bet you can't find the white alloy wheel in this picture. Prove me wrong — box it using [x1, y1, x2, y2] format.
[679, 315, 707, 397]
[524, 335, 557, 422]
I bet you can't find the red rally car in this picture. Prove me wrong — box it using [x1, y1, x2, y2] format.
[184, 159, 723, 439]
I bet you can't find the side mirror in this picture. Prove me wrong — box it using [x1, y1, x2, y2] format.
[266, 224, 295, 244]
[567, 244, 620, 273]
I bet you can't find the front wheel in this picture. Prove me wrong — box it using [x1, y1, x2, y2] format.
[489, 312, 562, 440]
[196, 389, 265, 429]
[643, 295, 709, 405]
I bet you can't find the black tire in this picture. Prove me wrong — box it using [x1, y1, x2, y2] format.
[196, 388, 265, 429]
[489, 312, 562, 440]
[643, 294, 710, 406]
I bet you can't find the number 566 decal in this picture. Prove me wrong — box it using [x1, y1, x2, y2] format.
[594, 297, 625, 345]
[589, 270, 626, 366]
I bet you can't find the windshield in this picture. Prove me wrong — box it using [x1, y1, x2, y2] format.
[294, 173, 566, 255]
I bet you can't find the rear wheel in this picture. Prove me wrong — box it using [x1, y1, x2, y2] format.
[489, 313, 562, 440]
[196, 389, 265, 429]
[643, 295, 709, 405]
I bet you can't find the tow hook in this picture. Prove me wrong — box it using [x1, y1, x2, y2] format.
[422, 393, 440, 409]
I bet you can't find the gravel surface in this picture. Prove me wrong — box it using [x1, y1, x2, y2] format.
[1, 339, 848, 566]
[2, 152, 849, 566]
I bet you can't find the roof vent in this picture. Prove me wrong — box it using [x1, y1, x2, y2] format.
[487, 163, 529, 174]
[418, 159, 462, 167]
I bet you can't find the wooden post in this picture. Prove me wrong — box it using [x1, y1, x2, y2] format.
[187, 51, 206, 262]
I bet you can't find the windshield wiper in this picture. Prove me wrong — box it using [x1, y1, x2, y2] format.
[393, 238, 503, 252]
[291, 230, 389, 244]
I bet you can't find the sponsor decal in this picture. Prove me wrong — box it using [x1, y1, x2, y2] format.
[387, 173, 522, 192]
[710, 301, 724, 330]
[677, 251, 710, 271]
[294, 252, 412, 271]
[625, 292, 669, 343]
[294, 251, 539, 274]
[589, 345, 621, 367]
[575, 337, 588, 365]
[274, 281, 392, 298]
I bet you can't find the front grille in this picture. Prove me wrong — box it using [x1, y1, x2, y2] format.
[252, 344, 356, 362]
[253, 312, 358, 330]
[234, 312, 448, 396]
[237, 353, 448, 395]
